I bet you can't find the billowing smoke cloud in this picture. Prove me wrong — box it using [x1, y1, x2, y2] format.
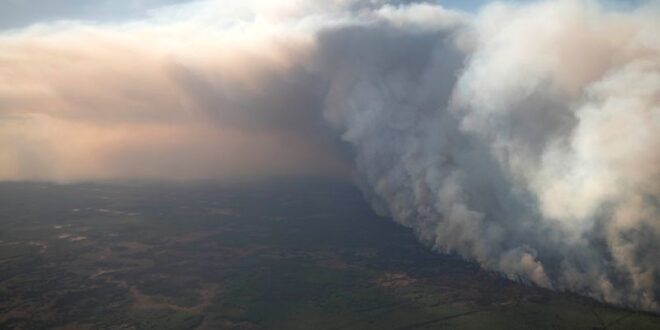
[0, 0, 658, 312]
[314, 0, 659, 311]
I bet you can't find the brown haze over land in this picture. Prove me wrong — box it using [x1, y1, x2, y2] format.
[0, 0, 659, 313]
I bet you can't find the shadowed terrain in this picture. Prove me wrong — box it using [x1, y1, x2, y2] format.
[0, 181, 659, 329]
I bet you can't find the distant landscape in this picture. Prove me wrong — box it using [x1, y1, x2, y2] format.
[1, 182, 658, 329]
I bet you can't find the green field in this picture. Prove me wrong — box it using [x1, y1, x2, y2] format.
[0, 181, 658, 329]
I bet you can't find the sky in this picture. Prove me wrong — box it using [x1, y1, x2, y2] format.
[0, 0, 190, 29]
[0, 0, 658, 314]
[1, 0, 649, 30]
[0, 0, 495, 30]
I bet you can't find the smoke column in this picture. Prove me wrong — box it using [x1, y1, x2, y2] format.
[312, 0, 660, 312]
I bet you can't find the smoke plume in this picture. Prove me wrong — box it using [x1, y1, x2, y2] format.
[0, 0, 658, 311]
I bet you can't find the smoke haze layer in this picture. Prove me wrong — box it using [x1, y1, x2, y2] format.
[0, 0, 658, 312]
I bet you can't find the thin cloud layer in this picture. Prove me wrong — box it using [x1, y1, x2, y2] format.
[0, 0, 658, 312]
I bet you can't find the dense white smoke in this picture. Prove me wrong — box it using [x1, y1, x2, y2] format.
[311, 0, 660, 311]
[0, 0, 658, 311]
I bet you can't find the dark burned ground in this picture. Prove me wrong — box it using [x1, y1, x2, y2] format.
[0, 181, 658, 329]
